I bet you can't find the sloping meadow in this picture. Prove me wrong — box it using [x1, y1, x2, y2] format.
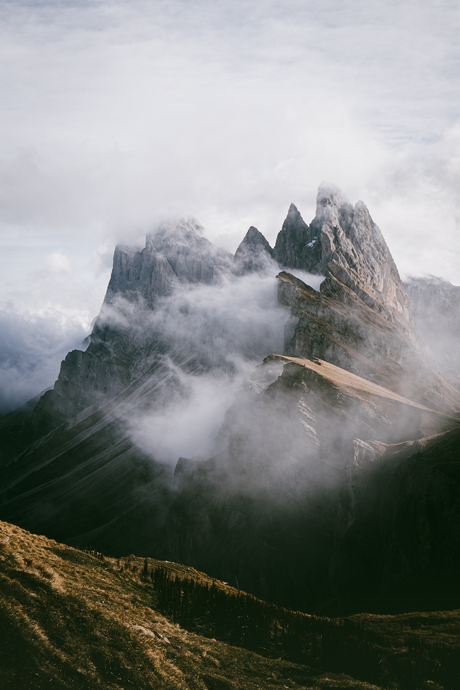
[1, 520, 459, 690]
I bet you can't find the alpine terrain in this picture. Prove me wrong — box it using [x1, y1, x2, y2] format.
[1, 183, 459, 658]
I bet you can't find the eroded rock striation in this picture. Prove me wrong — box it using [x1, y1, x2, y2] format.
[275, 183, 412, 330]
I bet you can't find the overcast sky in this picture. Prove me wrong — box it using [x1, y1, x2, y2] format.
[1, 0, 460, 412]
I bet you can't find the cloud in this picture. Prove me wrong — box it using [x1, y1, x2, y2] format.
[131, 365, 243, 466]
[364, 122, 460, 281]
[29, 250, 72, 282]
[0, 1, 459, 248]
[0, 308, 88, 415]
[121, 267, 318, 465]
[1, 0, 460, 414]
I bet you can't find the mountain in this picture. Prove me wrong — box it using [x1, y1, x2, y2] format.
[233, 225, 274, 274]
[274, 184, 412, 330]
[404, 274, 460, 381]
[0, 184, 459, 618]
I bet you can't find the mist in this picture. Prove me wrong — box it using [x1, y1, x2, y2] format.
[120, 268, 324, 465]
[0, 308, 87, 416]
[86, 254, 322, 469]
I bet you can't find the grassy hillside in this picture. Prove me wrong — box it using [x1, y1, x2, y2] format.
[1, 519, 459, 689]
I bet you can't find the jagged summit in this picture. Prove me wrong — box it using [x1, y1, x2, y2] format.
[146, 217, 206, 249]
[314, 181, 353, 228]
[272, 203, 311, 269]
[106, 218, 233, 307]
[240, 225, 271, 246]
[272, 183, 412, 328]
[286, 202, 301, 217]
[105, 184, 410, 330]
[233, 226, 273, 275]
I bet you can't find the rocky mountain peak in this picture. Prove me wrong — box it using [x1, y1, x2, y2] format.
[315, 190, 412, 327]
[286, 202, 302, 218]
[272, 203, 311, 269]
[241, 225, 271, 248]
[314, 181, 354, 229]
[272, 184, 412, 328]
[146, 217, 206, 249]
[233, 226, 273, 275]
[104, 218, 233, 309]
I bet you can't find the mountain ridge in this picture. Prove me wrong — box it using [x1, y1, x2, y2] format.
[1, 183, 459, 619]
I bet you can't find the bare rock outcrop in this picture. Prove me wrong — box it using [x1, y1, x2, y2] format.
[404, 275, 460, 379]
[233, 226, 274, 275]
[275, 184, 412, 330]
[106, 219, 233, 307]
[277, 271, 460, 415]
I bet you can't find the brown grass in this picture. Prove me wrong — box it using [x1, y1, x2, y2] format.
[0, 520, 378, 689]
[1, 520, 458, 689]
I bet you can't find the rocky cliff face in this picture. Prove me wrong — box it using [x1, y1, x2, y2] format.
[274, 183, 413, 330]
[1, 183, 459, 617]
[404, 275, 460, 381]
[233, 226, 274, 275]
[106, 218, 233, 307]
[277, 272, 460, 414]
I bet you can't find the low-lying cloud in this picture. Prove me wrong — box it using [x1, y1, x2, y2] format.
[0, 309, 87, 416]
[120, 268, 322, 465]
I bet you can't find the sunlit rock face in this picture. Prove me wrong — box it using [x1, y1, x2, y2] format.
[275, 183, 412, 330]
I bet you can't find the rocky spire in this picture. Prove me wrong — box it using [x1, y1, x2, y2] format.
[233, 226, 273, 275]
[105, 219, 233, 307]
[272, 204, 311, 269]
[273, 183, 413, 328]
[313, 182, 354, 230]
[314, 183, 412, 325]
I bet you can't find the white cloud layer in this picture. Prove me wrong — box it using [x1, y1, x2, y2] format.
[1, 0, 460, 411]
[0, 308, 87, 415]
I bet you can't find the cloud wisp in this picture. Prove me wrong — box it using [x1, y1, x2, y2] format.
[115, 267, 321, 466]
[1, 1, 460, 268]
[0, 308, 87, 415]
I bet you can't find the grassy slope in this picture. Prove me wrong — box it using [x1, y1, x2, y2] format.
[1, 519, 459, 690]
